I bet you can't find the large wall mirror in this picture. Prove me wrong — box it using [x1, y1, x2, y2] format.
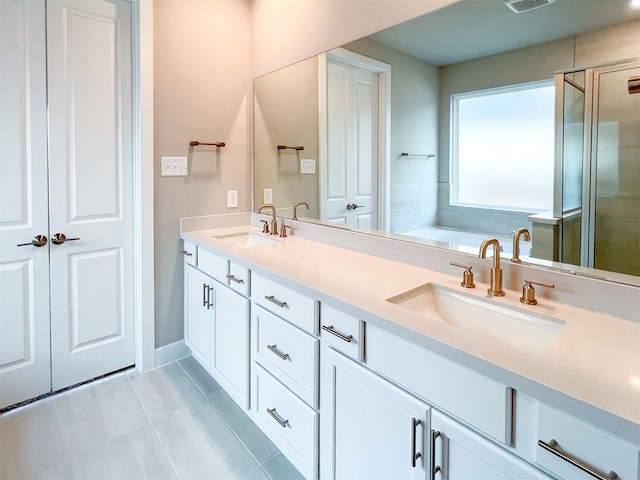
[253, 0, 640, 286]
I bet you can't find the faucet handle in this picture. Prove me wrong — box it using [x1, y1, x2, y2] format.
[260, 220, 270, 234]
[279, 224, 291, 238]
[450, 262, 475, 288]
[520, 280, 555, 305]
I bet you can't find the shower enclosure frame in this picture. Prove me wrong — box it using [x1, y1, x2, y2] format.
[554, 58, 640, 272]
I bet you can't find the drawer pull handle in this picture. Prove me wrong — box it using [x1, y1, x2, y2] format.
[226, 274, 244, 284]
[411, 418, 422, 468]
[181, 250, 193, 256]
[266, 408, 289, 428]
[265, 295, 287, 308]
[538, 439, 618, 480]
[322, 325, 353, 343]
[267, 344, 290, 361]
[430, 430, 441, 480]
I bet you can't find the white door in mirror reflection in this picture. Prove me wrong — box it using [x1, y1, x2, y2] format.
[322, 60, 378, 228]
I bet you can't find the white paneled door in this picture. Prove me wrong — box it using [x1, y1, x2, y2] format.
[0, 0, 134, 409]
[0, 0, 51, 407]
[322, 59, 379, 228]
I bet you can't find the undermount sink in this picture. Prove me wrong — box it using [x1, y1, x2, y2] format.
[212, 231, 279, 248]
[387, 283, 565, 352]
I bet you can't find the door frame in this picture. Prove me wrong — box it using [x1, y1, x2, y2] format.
[318, 48, 391, 231]
[134, 0, 155, 373]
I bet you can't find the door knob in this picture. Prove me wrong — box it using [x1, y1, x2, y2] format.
[346, 203, 364, 210]
[17, 235, 48, 247]
[51, 233, 80, 245]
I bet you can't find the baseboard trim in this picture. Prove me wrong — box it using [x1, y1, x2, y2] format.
[155, 340, 190, 367]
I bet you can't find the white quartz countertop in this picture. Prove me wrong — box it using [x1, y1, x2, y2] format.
[181, 222, 640, 442]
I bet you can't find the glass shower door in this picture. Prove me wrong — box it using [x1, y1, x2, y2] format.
[589, 63, 640, 276]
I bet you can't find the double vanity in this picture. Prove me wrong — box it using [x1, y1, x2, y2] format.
[180, 212, 640, 480]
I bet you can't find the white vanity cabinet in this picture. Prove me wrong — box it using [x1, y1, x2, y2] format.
[250, 273, 320, 480]
[431, 410, 550, 480]
[181, 226, 639, 480]
[183, 245, 251, 409]
[321, 346, 431, 480]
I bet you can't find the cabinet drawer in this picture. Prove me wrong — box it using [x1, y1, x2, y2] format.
[254, 305, 319, 408]
[535, 404, 639, 480]
[227, 262, 249, 296]
[182, 241, 197, 266]
[320, 304, 363, 361]
[253, 364, 318, 480]
[252, 273, 317, 334]
[366, 325, 512, 445]
[198, 248, 228, 283]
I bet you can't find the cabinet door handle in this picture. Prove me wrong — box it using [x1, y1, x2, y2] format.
[226, 274, 244, 284]
[430, 430, 441, 480]
[322, 325, 353, 343]
[207, 286, 214, 309]
[267, 344, 290, 360]
[266, 408, 289, 428]
[202, 283, 208, 307]
[411, 418, 422, 468]
[265, 295, 287, 308]
[181, 250, 193, 256]
[538, 439, 618, 480]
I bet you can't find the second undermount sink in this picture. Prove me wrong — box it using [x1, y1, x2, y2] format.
[387, 283, 565, 352]
[212, 231, 279, 248]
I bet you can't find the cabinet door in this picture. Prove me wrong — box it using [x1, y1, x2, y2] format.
[211, 283, 250, 409]
[431, 410, 549, 480]
[184, 266, 214, 368]
[321, 347, 430, 480]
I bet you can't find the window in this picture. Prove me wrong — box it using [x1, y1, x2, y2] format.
[451, 81, 555, 212]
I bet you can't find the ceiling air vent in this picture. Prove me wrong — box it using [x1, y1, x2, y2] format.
[504, 0, 556, 14]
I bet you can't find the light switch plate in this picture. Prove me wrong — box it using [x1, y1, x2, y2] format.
[263, 188, 273, 204]
[300, 159, 316, 174]
[161, 156, 188, 176]
[227, 190, 238, 208]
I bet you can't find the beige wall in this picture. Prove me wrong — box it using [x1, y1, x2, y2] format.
[254, 56, 319, 218]
[154, 0, 251, 347]
[250, 0, 459, 77]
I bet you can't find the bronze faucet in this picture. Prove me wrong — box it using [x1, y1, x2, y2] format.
[479, 238, 505, 296]
[511, 228, 530, 263]
[293, 201, 310, 220]
[258, 204, 278, 235]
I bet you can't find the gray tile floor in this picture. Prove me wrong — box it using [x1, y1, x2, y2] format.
[0, 357, 303, 480]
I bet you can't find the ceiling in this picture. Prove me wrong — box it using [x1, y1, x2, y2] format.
[369, 0, 640, 66]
